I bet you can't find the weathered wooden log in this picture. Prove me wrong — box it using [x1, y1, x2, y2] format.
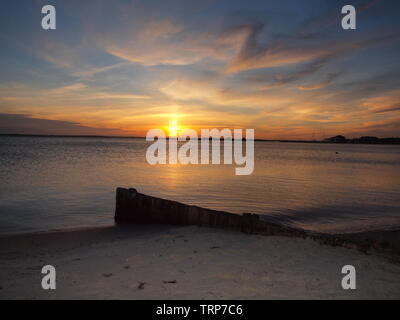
[114, 187, 377, 254]
[116, 187, 307, 236]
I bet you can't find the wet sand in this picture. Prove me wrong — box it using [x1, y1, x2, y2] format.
[335, 229, 400, 259]
[0, 225, 399, 299]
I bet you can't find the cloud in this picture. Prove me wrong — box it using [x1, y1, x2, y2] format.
[0, 82, 151, 103]
[46, 83, 88, 95]
[0, 113, 136, 136]
[98, 18, 257, 68]
[241, 55, 337, 90]
[71, 62, 133, 77]
[225, 22, 332, 72]
[374, 104, 400, 113]
[361, 90, 400, 114]
[159, 77, 287, 110]
[361, 118, 400, 131]
[347, 117, 400, 137]
[226, 23, 400, 73]
[297, 73, 341, 91]
[101, 19, 215, 66]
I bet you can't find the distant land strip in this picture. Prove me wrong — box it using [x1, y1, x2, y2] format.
[1, 133, 399, 144]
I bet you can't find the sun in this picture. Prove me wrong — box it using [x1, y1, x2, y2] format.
[168, 120, 180, 137]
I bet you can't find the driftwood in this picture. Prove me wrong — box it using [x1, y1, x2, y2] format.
[114, 188, 373, 254]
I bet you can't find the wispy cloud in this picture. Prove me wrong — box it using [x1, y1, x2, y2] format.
[0, 113, 137, 136]
[226, 23, 400, 73]
[297, 73, 341, 91]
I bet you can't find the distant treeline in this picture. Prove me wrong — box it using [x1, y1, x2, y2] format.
[323, 135, 400, 145]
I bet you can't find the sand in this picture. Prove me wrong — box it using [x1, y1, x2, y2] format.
[0, 225, 399, 299]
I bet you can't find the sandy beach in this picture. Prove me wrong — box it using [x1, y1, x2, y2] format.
[1, 225, 399, 300]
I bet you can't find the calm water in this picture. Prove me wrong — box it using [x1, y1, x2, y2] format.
[0, 136, 399, 235]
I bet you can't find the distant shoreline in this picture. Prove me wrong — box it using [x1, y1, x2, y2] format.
[1, 133, 399, 145]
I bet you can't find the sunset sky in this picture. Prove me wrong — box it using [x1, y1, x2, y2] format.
[0, 0, 399, 139]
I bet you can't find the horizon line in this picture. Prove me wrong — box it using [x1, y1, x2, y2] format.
[1, 133, 400, 143]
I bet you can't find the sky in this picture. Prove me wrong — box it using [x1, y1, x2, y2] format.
[0, 0, 399, 139]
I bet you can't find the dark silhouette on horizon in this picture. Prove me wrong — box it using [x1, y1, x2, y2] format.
[324, 135, 400, 145]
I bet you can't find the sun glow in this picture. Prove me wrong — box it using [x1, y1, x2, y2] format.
[168, 120, 180, 137]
